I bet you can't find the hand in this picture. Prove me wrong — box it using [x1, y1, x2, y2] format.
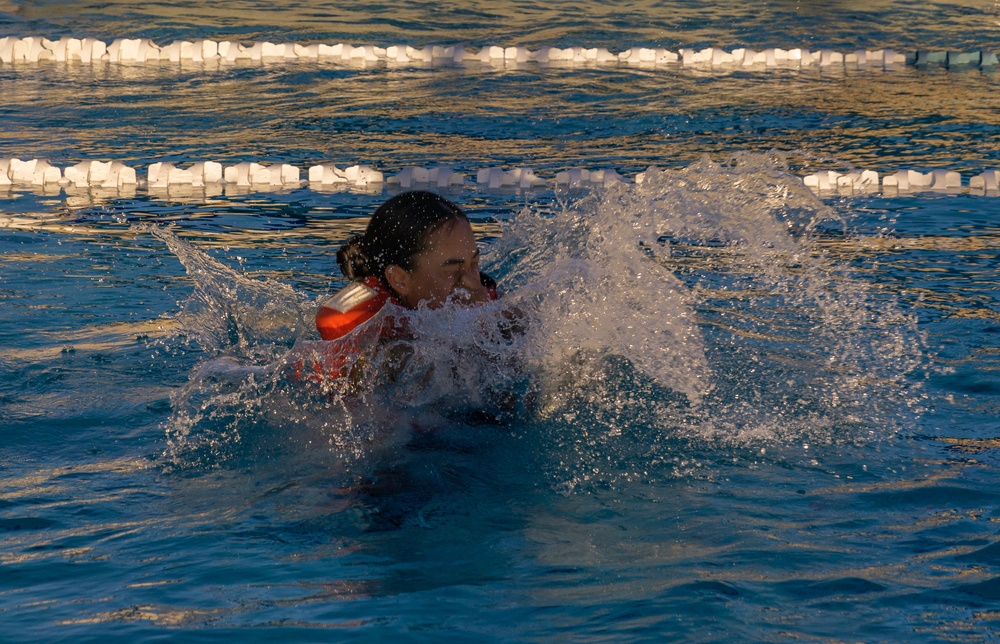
[498, 304, 527, 339]
[452, 282, 491, 307]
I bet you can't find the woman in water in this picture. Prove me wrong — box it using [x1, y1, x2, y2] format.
[316, 190, 499, 341]
[308, 192, 516, 507]
[306, 189, 526, 430]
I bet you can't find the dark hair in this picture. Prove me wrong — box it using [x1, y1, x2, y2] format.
[337, 190, 468, 281]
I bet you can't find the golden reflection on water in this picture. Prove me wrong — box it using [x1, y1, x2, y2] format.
[5, 0, 809, 44]
[818, 232, 1000, 253]
[0, 210, 504, 248]
[3, 55, 998, 171]
[0, 459, 156, 563]
[11, 0, 995, 49]
[0, 318, 180, 363]
[58, 603, 375, 628]
[0, 457, 151, 502]
[941, 437, 1000, 453]
[0, 251, 72, 263]
[524, 453, 1000, 640]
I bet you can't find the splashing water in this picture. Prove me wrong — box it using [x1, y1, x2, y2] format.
[151, 154, 929, 489]
[486, 153, 928, 487]
[141, 224, 314, 361]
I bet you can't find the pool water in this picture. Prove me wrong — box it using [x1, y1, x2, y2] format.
[2, 1, 1000, 640]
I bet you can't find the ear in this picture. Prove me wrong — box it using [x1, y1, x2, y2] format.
[384, 264, 412, 298]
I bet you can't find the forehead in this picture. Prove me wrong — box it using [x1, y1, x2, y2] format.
[421, 218, 477, 254]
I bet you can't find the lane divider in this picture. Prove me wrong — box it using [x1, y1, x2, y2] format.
[1, 36, 998, 71]
[1, 158, 998, 197]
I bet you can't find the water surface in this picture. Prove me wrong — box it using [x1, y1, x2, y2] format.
[2, 1, 1000, 641]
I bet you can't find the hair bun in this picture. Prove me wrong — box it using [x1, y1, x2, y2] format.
[337, 235, 370, 280]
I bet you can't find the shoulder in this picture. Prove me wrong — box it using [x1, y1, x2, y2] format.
[316, 277, 393, 340]
[321, 278, 383, 313]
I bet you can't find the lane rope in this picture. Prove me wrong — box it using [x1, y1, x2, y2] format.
[1, 36, 998, 71]
[1, 158, 999, 197]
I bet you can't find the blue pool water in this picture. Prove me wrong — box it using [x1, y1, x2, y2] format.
[2, 1, 1000, 640]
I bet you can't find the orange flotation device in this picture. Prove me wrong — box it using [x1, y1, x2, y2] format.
[316, 273, 499, 341]
[316, 275, 400, 341]
[287, 276, 401, 387]
[291, 273, 500, 387]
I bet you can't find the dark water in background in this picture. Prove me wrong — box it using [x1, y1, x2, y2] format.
[2, 1, 1000, 641]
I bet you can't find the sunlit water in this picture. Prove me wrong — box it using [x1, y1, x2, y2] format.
[3, 1, 1000, 641]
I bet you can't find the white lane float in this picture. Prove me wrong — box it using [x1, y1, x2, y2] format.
[536, 46, 619, 64]
[802, 169, 974, 195]
[554, 168, 628, 188]
[969, 170, 1000, 193]
[0, 158, 62, 186]
[220, 162, 301, 188]
[1, 36, 998, 71]
[476, 167, 547, 189]
[2, 157, 999, 197]
[64, 160, 136, 188]
[387, 166, 464, 189]
[803, 170, 880, 194]
[880, 169, 962, 192]
[308, 164, 384, 188]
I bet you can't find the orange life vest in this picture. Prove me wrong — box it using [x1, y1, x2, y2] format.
[316, 273, 500, 341]
[316, 275, 400, 341]
[291, 274, 500, 387]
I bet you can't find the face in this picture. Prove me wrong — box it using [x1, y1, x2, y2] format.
[385, 218, 489, 309]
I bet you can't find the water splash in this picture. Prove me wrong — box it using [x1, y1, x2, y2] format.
[496, 154, 930, 490]
[150, 154, 929, 489]
[140, 224, 313, 362]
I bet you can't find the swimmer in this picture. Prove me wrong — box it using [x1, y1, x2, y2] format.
[298, 190, 529, 425]
[316, 190, 499, 341]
